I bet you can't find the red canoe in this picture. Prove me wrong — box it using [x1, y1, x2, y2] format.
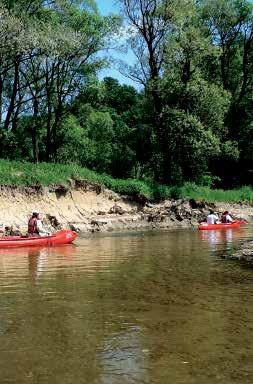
[198, 220, 246, 230]
[0, 230, 77, 248]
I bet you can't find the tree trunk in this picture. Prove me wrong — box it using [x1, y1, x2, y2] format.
[0, 72, 3, 125]
[45, 59, 54, 161]
[4, 58, 19, 130]
[32, 97, 39, 163]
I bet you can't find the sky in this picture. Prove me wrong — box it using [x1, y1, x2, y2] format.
[96, 0, 138, 88]
[96, 0, 117, 15]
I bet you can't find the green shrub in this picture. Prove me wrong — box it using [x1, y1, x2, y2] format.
[169, 186, 183, 200]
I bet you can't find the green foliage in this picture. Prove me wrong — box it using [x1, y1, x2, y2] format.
[86, 110, 114, 141]
[220, 140, 240, 161]
[180, 182, 253, 203]
[0, 159, 253, 203]
[169, 186, 183, 200]
[0, 0, 253, 190]
[195, 173, 221, 188]
[184, 79, 231, 137]
[161, 107, 220, 182]
[102, 77, 139, 113]
[56, 115, 91, 165]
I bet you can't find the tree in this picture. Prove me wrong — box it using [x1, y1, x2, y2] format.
[200, 0, 253, 184]
[0, 0, 119, 162]
[160, 108, 221, 183]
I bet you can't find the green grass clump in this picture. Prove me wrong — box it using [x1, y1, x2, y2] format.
[0, 159, 253, 203]
[180, 182, 253, 203]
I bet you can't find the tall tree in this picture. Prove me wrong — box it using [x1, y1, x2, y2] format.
[120, 0, 184, 182]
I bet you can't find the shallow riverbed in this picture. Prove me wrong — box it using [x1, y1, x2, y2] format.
[1, 226, 253, 384]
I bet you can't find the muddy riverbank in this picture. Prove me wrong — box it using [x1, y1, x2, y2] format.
[0, 182, 252, 234]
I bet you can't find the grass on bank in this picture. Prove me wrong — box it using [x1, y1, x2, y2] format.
[0, 159, 253, 203]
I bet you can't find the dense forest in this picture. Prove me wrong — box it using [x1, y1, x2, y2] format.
[0, 0, 253, 189]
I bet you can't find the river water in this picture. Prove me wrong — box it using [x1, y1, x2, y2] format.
[1, 226, 253, 384]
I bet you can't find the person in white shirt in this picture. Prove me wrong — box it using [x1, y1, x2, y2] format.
[37, 213, 51, 236]
[207, 210, 219, 225]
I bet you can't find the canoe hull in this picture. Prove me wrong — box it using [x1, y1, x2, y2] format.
[0, 230, 77, 247]
[198, 220, 246, 230]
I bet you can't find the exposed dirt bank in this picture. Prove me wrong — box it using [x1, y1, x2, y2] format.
[0, 182, 252, 234]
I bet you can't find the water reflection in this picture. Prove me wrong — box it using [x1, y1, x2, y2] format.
[199, 227, 246, 251]
[0, 228, 253, 384]
[0, 245, 77, 281]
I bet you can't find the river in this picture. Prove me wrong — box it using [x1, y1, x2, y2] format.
[1, 226, 253, 384]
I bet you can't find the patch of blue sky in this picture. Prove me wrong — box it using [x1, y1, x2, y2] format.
[96, 0, 118, 15]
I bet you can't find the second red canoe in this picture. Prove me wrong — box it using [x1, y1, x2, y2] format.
[198, 220, 246, 230]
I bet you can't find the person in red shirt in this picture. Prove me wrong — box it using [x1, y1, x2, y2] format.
[221, 211, 234, 223]
[28, 212, 39, 237]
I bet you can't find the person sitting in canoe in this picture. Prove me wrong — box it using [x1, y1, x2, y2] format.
[221, 211, 234, 223]
[28, 212, 51, 237]
[37, 213, 51, 236]
[28, 212, 40, 237]
[206, 210, 220, 225]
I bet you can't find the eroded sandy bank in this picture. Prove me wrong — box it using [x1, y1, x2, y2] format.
[0, 182, 252, 234]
